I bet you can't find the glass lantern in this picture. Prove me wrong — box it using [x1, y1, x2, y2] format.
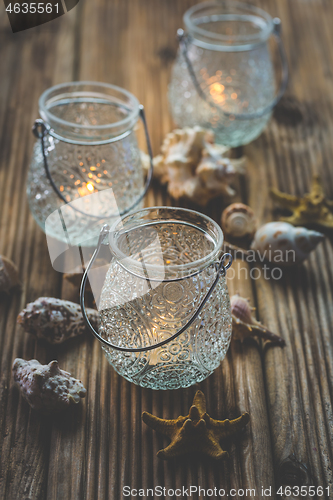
[27, 82, 153, 247]
[81, 207, 233, 390]
[168, 1, 288, 147]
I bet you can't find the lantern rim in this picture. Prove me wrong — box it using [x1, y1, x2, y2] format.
[108, 206, 225, 281]
[39, 81, 140, 141]
[184, 0, 274, 51]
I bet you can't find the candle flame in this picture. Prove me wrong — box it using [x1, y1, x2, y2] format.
[86, 182, 94, 192]
[210, 82, 225, 95]
[210, 82, 226, 104]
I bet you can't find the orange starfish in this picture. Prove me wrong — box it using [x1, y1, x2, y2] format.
[142, 390, 249, 460]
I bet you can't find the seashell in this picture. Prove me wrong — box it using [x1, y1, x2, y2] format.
[230, 294, 254, 324]
[161, 126, 211, 167]
[17, 297, 98, 344]
[141, 126, 246, 206]
[0, 255, 20, 294]
[221, 203, 257, 239]
[250, 222, 324, 266]
[231, 294, 285, 346]
[12, 358, 86, 412]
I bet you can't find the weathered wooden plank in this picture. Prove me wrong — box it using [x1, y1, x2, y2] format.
[0, 9, 77, 500]
[246, 2, 333, 496]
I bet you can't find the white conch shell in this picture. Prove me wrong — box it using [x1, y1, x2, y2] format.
[221, 203, 257, 239]
[141, 126, 246, 206]
[12, 358, 86, 412]
[161, 127, 211, 166]
[250, 222, 324, 265]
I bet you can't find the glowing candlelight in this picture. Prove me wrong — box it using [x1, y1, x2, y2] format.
[149, 327, 159, 365]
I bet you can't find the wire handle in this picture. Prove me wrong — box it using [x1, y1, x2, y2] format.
[80, 224, 233, 353]
[32, 105, 154, 219]
[177, 17, 288, 121]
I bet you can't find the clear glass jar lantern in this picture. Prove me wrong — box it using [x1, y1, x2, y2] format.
[27, 82, 152, 246]
[169, 1, 288, 147]
[81, 207, 233, 390]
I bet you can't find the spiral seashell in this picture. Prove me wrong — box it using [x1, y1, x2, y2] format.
[230, 294, 254, 324]
[12, 358, 86, 412]
[231, 294, 285, 346]
[250, 222, 324, 266]
[221, 203, 257, 239]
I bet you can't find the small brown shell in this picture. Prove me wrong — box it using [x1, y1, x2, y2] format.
[231, 293, 285, 346]
[0, 255, 20, 294]
[230, 294, 253, 324]
[221, 203, 257, 239]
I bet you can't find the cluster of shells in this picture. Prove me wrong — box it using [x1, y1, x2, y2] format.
[221, 203, 324, 266]
[0, 256, 90, 413]
[141, 126, 325, 266]
[141, 126, 246, 206]
[12, 297, 97, 412]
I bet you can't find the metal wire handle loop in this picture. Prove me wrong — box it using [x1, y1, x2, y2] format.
[80, 224, 233, 353]
[177, 17, 288, 121]
[32, 105, 154, 220]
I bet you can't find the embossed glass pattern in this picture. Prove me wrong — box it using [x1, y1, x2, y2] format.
[168, 1, 276, 147]
[27, 82, 144, 245]
[98, 207, 232, 390]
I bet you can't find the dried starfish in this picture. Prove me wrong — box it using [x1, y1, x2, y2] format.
[270, 174, 333, 230]
[142, 390, 249, 460]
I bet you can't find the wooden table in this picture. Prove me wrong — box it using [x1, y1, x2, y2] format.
[0, 1, 332, 499]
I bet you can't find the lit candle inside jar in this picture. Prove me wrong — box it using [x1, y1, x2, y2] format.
[209, 82, 226, 104]
[149, 327, 159, 366]
[77, 181, 95, 197]
[201, 70, 248, 116]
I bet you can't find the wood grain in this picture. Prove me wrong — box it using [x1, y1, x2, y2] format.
[0, 0, 332, 499]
